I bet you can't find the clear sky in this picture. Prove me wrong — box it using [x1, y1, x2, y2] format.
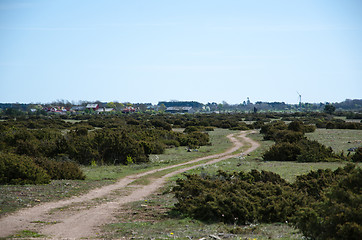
[0, 0, 361, 105]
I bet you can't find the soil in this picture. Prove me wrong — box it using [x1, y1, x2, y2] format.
[0, 130, 260, 239]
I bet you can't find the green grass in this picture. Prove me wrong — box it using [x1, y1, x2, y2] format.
[183, 131, 359, 182]
[0, 129, 236, 217]
[305, 128, 362, 153]
[83, 128, 238, 181]
[0, 180, 112, 217]
[8, 230, 45, 238]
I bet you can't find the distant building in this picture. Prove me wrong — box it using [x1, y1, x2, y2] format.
[71, 106, 85, 111]
[165, 107, 195, 114]
[96, 108, 114, 113]
[122, 107, 136, 113]
[86, 104, 99, 111]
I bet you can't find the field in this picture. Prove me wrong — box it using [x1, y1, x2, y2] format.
[305, 128, 362, 153]
[1, 125, 361, 239]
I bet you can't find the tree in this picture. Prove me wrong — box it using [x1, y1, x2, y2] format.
[158, 104, 166, 112]
[324, 104, 336, 114]
[106, 102, 116, 109]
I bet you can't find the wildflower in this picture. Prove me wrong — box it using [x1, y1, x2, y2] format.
[170, 232, 174, 235]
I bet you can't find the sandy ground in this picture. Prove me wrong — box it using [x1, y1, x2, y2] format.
[0, 130, 260, 239]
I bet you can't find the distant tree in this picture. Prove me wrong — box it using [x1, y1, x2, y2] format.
[159, 104, 166, 112]
[138, 104, 148, 112]
[107, 102, 116, 109]
[324, 104, 336, 114]
[4, 108, 24, 117]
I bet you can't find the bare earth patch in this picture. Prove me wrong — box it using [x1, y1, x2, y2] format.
[0, 131, 259, 239]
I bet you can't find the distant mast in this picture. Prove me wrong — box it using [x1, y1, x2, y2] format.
[297, 91, 302, 111]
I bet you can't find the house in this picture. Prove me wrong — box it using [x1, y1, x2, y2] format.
[122, 107, 136, 113]
[96, 108, 115, 113]
[70, 106, 86, 111]
[165, 107, 195, 114]
[86, 104, 99, 111]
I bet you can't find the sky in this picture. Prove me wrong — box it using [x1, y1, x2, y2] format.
[0, 0, 361, 105]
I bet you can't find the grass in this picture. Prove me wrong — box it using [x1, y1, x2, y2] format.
[0, 128, 236, 217]
[2, 128, 360, 239]
[0, 179, 112, 217]
[83, 128, 238, 181]
[8, 230, 45, 238]
[305, 128, 362, 154]
[99, 128, 362, 239]
[183, 131, 359, 182]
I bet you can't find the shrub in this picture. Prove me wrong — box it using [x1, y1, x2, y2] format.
[151, 120, 172, 131]
[204, 126, 214, 131]
[172, 170, 299, 224]
[273, 130, 304, 143]
[288, 120, 305, 132]
[351, 147, 362, 162]
[0, 152, 50, 185]
[172, 165, 361, 240]
[293, 166, 362, 240]
[263, 137, 338, 162]
[263, 142, 301, 161]
[34, 157, 85, 180]
[184, 126, 202, 133]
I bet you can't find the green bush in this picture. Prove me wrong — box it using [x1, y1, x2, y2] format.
[351, 147, 362, 162]
[293, 166, 362, 240]
[184, 126, 202, 133]
[172, 165, 361, 240]
[263, 142, 301, 161]
[172, 170, 299, 224]
[34, 157, 85, 180]
[273, 130, 304, 143]
[262, 132, 338, 162]
[0, 152, 50, 185]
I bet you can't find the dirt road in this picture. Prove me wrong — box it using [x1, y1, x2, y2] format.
[0, 130, 260, 239]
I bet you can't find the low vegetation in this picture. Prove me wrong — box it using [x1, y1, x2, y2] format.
[261, 120, 347, 162]
[0, 111, 361, 239]
[172, 165, 361, 239]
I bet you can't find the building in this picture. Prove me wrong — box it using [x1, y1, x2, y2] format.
[86, 104, 99, 111]
[165, 107, 195, 114]
[96, 108, 115, 113]
[122, 107, 136, 113]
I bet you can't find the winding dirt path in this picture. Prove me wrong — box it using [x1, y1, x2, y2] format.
[0, 130, 260, 239]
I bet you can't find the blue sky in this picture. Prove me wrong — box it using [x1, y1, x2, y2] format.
[0, 0, 361, 104]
